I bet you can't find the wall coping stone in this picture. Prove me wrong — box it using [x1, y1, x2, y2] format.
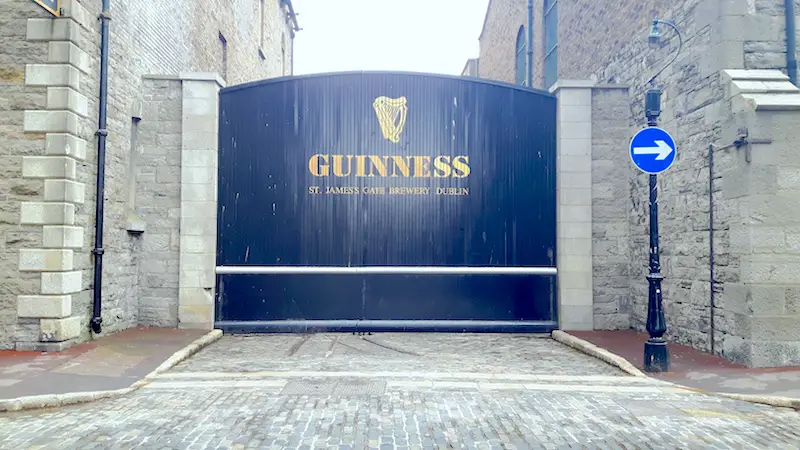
[593, 84, 631, 90]
[144, 73, 226, 88]
[724, 69, 800, 111]
[550, 79, 596, 93]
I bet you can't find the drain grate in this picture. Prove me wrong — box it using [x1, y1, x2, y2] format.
[334, 380, 386, 396]
[280, 379, 386, 396]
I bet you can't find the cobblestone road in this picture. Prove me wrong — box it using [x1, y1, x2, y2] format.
[171, 333, 626, 376]
[0, 334, 798, 449]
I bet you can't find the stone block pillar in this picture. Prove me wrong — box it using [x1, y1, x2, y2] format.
[178, 73, 223, 330]
[135, 73, 222, 331]
[720, 69, 800, 367]
[551, 81, 595, 330]
[16, 1, 91, 351]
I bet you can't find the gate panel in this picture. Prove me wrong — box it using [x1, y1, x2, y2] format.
[215, 72, 557, 331]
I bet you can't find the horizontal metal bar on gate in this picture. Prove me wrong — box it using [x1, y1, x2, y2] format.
[215, 266, 558, 275]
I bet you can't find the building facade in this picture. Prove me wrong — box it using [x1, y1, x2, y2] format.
[470, 0, 800, 368]
[461, 58, 479, 77]
[0, 0, 299, 351]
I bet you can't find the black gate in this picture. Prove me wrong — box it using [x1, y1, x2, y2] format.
[215, 71, 558, 333]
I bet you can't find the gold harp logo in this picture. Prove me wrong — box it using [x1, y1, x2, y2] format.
[373, 96, 408, 143]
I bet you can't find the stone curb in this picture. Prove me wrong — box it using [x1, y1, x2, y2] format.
[0, 329, 223, 413]
[551, 330, 800, 410]
[551, 330, 647, 377]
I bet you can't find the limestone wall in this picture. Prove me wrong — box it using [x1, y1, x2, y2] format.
[477, 0, 543, 87]
[0, 0, 294, 350]
[475, 0, 800, 366]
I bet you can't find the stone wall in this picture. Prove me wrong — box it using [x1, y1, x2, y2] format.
[477, 0, 543, 87]
[0, 0, 295, 350]
[0, 0, 53, 349]
[719, 69, 800, 367]
[135, 77, 183, 327]
[590, 86, 633, 331]
[461, 58, 479, 77]
[475, 0, 800, 365]
[561, 0, 797, 359]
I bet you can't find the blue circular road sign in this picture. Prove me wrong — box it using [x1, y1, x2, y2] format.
[629, 126, 677, 174]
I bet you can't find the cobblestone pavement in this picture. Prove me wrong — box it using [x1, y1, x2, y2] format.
[171, 334, 626, 376]
[0, 335, 798, 449]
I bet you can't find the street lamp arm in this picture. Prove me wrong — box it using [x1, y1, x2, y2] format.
[646, 19, 683, 86]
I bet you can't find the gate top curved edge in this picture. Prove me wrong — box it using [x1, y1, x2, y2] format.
[220, 70, 557, 98]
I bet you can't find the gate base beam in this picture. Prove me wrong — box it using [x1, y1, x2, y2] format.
[214, 320, 559, 334]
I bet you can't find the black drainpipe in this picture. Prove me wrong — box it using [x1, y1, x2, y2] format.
[91, 0, 111, 334]
[787, 0, 798, 85]
[707, 144, 715, 355]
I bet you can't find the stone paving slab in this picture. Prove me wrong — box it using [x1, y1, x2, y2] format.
[172, 334, 627, 376]
[569, 330, 800, 397]
[0, 335, 798, 449]
[0, 327, 208, 400]
[0, 375, 798, 449]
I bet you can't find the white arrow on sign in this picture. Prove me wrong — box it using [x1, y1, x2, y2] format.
[633, 140, 673, 160]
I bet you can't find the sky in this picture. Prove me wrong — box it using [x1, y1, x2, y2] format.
[290, 0, 489, 76]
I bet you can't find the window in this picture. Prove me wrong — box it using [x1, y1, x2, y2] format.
[126, 116, 144, 234]
[544, 0, 558, 89]
[218, 32, 228, 81]
[515, 26, 526, 86]
[281, 32, 286, 75]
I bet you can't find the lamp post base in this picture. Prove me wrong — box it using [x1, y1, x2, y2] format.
[644, 338, 669, 372]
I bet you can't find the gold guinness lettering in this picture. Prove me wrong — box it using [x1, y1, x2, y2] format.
[309, 154, 330, 177]
[308, 154, 471, 178]
[390, 156, 411, 177]
[452, 156, 471, 178]
[367, 155, 387, 177]
[332, 155, 353, 177]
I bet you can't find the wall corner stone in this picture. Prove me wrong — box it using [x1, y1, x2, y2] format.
[12, 7, 90, 352]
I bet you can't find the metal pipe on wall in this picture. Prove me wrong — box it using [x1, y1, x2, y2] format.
[708, 144, 716, 355]
[787, 0, 798, 85]
[91, 0, 112, 334]
[527, 0, 533, 87]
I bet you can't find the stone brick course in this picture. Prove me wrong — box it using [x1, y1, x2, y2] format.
[0, 0, 296, 349]
[475, 0, 800, 366]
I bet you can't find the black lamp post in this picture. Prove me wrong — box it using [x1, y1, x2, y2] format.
[641, 18, 682, 373]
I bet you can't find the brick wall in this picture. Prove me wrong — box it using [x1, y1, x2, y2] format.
[0, 0, 295, 349]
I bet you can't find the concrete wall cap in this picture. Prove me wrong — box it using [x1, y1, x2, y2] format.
[722, 69, 790, 82]
[549, 80, 596, 93]
[740, 93, 800, 110]
[178, 72, 226, 87]
[593, 84, 631, 90]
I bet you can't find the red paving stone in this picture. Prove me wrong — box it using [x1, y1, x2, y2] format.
[0, 327, 208, 400]
[570, 330, 800, 398]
